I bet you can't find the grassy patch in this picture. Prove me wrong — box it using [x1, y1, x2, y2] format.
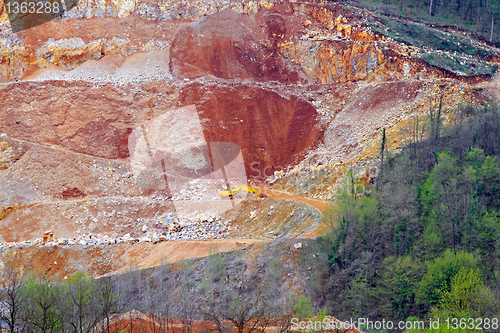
[421, 52, 498, 76]
[366, 16, 494, 57]
[365, 15, 499, 76]
[356, 0, 500, 44]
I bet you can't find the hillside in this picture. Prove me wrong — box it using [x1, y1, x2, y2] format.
[0, 0, 499, 331]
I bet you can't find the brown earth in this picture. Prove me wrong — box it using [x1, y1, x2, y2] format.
[0, 81, 177, 159]
[179, 83, 324, 178]
[0, 79, 327, 245]
[258, 186, 329, 212]
[0, 80, 322, 179]
[480, 73, 500, 100]
[1, 239, 263, 278]
[169, 8, 303, 83]
[257, 186, 332, 238]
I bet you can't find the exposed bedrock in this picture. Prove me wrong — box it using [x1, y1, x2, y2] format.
[179, 83, 323, 181]
[169, 9, 303, 83]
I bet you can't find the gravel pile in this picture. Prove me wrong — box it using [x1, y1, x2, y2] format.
[28, 48, 172, 85]
[171, 178, 234, 201]
[0, 216, 232, 250]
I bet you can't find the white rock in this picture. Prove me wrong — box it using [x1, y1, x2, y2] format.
[294, 243, 303, 249]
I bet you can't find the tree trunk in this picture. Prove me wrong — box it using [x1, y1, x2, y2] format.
[491, 16, 494, 42]
[428, 0, 435, 20]
[377, 128, 386, 192]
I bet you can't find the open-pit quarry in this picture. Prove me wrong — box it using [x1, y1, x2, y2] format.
[0, 0, 498, 279]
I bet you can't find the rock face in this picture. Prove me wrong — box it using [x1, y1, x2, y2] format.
[0, 81, 179, 159]
[282, 40, 383, 83]
[0, 141, 16, 169]
[0, 0, 496, 84]
[179, 83, 324, 179]
[170, 9, 302, 83]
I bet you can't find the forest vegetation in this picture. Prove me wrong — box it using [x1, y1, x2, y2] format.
[315, 102, 500, 332]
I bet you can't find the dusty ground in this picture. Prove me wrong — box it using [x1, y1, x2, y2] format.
[480, 73, 500, 100]
[1, 238, 264, 277]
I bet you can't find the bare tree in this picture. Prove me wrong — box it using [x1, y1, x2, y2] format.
[377, 128, 386, 192]
[156, 263, 174, 333]
[201, 256, 274, 333]
[177, 260, 198, 333]
[224, 293, 271, 333]
[0, 267, 25, 333]
[96, 276, 119, 333]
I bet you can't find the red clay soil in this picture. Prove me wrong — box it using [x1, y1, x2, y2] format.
[0, 239, 264, 278]
[0, 81, 144, 159]
[179, 83, 324, 180]
[169, 8, 302, 83]
[105, 312, 254, 333]
[17, 16, 180, 49]
[0, 80, 323, 181]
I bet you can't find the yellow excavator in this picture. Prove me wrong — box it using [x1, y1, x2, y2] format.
[218, 186, 259, 196]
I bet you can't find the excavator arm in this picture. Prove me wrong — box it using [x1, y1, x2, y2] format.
[218, 186, 259, 196]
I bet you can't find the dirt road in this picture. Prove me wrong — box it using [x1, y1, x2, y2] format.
[480, 74, 500, 101]
[257, 186, 330, 213]
[257, 185, 333, 238]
